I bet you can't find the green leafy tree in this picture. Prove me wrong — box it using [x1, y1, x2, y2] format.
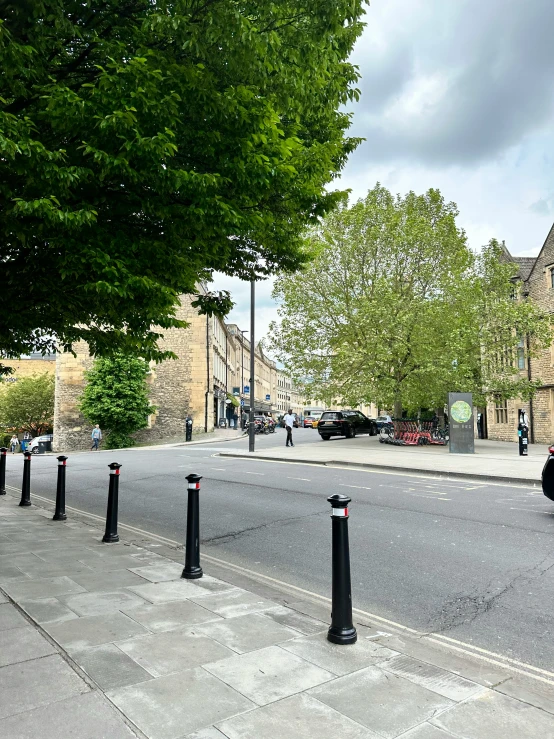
[269, 185, 552, 415]
[0, 373, 55, 435]
[0, 0, 365, 373]
[79, 354, 154, 448]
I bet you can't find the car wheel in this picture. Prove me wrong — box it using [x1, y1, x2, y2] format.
[320, 434, 331, 440]
[369, 425, 376, 436]
[31, 447, 39, 454]
[345, 426, 353, 439]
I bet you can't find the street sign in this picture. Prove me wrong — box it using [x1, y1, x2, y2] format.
[240, 399, 245, 407]
[232, 386, 240, 396]
[265, 394, 270, 401]
[448, 392, 474, 454]
[243, 385, 250, 393]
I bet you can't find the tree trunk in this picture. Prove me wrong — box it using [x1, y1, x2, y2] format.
[393, 396, 402, 419]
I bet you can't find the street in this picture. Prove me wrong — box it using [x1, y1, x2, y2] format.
[4, 428, 554, 672]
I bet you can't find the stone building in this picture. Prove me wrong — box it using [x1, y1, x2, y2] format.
[486, 225, 554, 443]
[53, 296, 301, 450]
[1, 354, 56, 383]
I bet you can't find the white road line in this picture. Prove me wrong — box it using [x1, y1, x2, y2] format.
[340, 484, 372, 490]
[288, 477, 311, 481]
[5, 484, 553, 686]
[212, 468, 226, 471]
[243, 471, 264, 476]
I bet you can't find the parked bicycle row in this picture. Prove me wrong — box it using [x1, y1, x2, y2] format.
[379, 420, 450, 446]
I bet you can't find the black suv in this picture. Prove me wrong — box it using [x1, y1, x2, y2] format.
[318, 410, 378, 440]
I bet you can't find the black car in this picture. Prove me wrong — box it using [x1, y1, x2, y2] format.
[318, 410, 378, 440]
[542, 444, 554, 501]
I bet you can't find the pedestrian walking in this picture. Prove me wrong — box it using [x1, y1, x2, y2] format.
[9, 434, 19, 454]
[283, 408, 296, 448]
[233, 411, 239, 430]
[91, 424, 102, 451]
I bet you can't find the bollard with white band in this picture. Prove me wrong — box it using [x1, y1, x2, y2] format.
[327, 493, 357, 645]
[102, 462, 121, 543]
[19, 451, 32, 507]
[53, 455, 68, 521]
[0, 447, 6, 496]
[182, 473, 203, 579]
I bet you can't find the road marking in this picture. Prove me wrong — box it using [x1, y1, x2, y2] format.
[216, 454, 540, 490]
[5, 484, 553, 686]
[510, 506, 554, 515]
[340, 484, 372, 490]
[242, 471, 264, 476]
[288, 477, 311, 482]
[212, 468, 226, 471]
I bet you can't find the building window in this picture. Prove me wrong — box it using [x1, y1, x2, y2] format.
[517, 338, 525, 370]
[494, 398, 508, 425]
[551, 268, 554, 289]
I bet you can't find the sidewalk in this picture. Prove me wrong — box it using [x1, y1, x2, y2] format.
[220, 437, 549, 484]
[1, 495, 553, 738]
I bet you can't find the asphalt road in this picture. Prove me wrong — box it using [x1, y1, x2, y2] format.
[4, 428, 554, 670]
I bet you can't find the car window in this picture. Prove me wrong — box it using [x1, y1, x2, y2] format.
[321, 412, 341, 420]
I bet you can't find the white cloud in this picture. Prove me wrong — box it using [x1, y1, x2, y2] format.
[214, 0, 554, 340]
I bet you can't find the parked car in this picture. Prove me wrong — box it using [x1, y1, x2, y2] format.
[303, 417, 315, 428]
[542, 444, 554, 501]
[318, 410, 378, 440]
[29, 434, 53, 454]
[375, 415, 393, 430]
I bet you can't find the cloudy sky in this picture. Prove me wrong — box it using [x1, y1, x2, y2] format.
[214, 0, 554, 345]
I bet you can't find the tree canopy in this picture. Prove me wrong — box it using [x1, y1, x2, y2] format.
[269, 185, 552, 415]
[0, 373, 55, 435]
[79, 353, 154, 448]
[0, 0, 365, 371]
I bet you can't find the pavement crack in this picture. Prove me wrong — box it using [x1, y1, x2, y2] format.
[200, 509, 328, 546]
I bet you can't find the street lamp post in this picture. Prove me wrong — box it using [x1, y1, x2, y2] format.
[240, 329, 248, 429]
[249, 279, 255, 453]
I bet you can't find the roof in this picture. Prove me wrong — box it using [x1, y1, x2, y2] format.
[513, 257, 536, 281]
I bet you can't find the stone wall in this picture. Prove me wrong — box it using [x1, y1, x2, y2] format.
[53, 295, 214, 451]
[3, 357, 56, 381]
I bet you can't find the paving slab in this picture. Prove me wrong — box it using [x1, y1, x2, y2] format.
[72, 643, 153, 690]
[0, 565, 29, 585]
[59, 589, 147, 616]
[46, 611, 149, 650]
[282, 632, 399, 676]
[190, 588, 277, 618]
[0, 690, 138, 739]
[127, 579, 207, 604]
[79, 554, 160, 571]
[14, 561, 96, 579]
[495, 674, 554, 716]
[398, 724, 458, 738]
[0, 654, 88, 719]
[72, 569, 150, 592]
[2, 575, 85, 601]
[116, 630, 234, 677]
[0, 593, 6, 604]
[108, 666, 255, 739]
[263, 606, 328, 636]
[216, 693, 380, 739]
[371, 633, 511, 687]
[0, 625, 56, 667]
[309, 665, 454, 739]
[18, 597, 79, 624]
[129, 561, 183, 582]
[121, 600, 223, 632]
[191, 612, 298, 654]
[378, 653, 485, 701]
[205, 645, 334, 706]
[431, 689, 554, 739]
[0, 602, 28, 631]
[185, 729, 227, 739]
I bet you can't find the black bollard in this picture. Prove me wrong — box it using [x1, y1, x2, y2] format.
[327, 494, 357, 645]
[53, 455, 68, 521]
[19, 451, 32, 507]
[0, 447, 6, 495]
[185, 416, 193, 442]
[102, 462, 121, 543]
[182, 473, 203, 579]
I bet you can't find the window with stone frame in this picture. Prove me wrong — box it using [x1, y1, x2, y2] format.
[517, 337, 526, 370]
[494, 397, 508, 424]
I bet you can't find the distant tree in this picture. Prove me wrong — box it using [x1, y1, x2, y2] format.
[269, 185, 552, 415]
[0, 373, 55, 435]
[79, 354, 154, 448]
[0, 0, 365, 373]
